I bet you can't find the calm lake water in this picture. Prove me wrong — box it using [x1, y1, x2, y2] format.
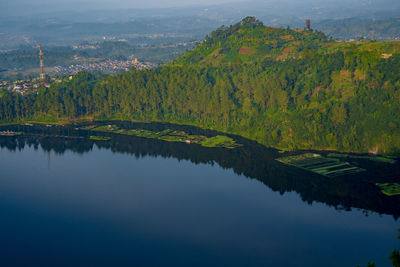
[0, 122, 399, 266]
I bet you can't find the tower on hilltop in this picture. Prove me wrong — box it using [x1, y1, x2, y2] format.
[306, 19, 311, 31]
[39, 44, 45, 84]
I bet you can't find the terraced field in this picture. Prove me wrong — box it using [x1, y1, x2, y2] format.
[277, 153, 365, 177]
[89, 125, 242, 149]
[376, 183, 400, 196]
[327, 153, 396, 164]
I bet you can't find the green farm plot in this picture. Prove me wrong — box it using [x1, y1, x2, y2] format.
[327, 153, 396, 164]
[89, 136, 111, 141]
[90, 125, 242, 149]
[376, 183, 400, 196]
[277, 153, 365, 177]
[199, 135, 241, 149]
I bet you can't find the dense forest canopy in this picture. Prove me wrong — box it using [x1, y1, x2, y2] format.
[1, 17, 400, 154]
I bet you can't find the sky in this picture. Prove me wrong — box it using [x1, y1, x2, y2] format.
[3, 0, 399, 11]
[1, 0, 239, 10]
[1, 0, 399, 18]
[0, 0, 242, 17]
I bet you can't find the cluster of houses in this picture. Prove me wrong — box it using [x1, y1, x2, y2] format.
[0, 79, 45, 96]
[0, 58, 156, 97]
[53, 59, 155, 76]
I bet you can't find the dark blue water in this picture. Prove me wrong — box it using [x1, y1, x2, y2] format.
[0, 124, 399, 266]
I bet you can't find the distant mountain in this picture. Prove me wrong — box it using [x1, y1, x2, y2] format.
[315, 18, 400, 41]
[2, 0, 400, 49]
[0, 17, 219, 49]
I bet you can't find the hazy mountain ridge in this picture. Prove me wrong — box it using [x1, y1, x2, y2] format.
[315, 18, 400, 41]
[2, 0, 400, 50]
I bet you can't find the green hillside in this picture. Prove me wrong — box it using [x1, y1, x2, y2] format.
[1, 17, 400, 154]
[176, 17, 330, 65]
[175, 17, 400, 66]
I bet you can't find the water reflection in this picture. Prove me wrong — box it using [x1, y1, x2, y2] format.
[1, 121, 399, 218]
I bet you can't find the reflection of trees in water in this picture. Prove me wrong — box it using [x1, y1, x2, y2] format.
[0, 122, 399, 219]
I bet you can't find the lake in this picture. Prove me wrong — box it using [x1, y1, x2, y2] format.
[0, 122, 399, 266]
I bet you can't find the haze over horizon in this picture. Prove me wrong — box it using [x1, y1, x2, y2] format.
[2, 0, 400, 15]
[1, 0, 238, 14]
[1, 0, 400, 50]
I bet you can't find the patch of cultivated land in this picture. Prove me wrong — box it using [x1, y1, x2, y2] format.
[90, 125, 242, 149]
[376, 183, 400, 196]
[277, 153, 365, 177]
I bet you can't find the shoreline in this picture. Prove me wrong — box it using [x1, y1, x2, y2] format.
[0, 118, 398, 158]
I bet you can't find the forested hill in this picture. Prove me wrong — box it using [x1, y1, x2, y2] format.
[1, 17, 400, 154]
[176, 16, 330, 65]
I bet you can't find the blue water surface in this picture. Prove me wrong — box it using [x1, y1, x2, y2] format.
[0, 139, 398, 266]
